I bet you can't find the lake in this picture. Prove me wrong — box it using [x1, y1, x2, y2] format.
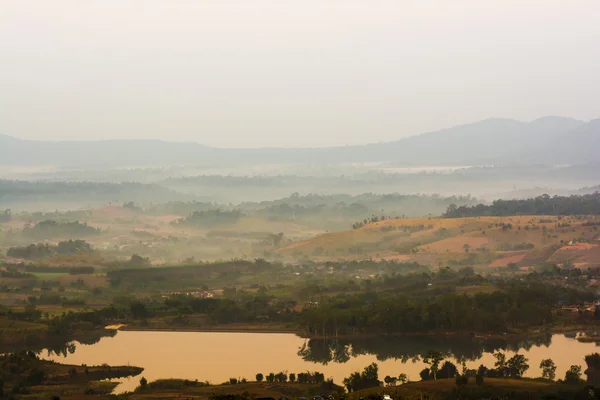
[40, 331, 598, 394]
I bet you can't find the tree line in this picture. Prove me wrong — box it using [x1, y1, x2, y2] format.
[443, 193, 600, 218]
[7, 239, 93, 260]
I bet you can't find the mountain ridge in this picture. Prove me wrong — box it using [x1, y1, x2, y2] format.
[1, 116, 597, 167]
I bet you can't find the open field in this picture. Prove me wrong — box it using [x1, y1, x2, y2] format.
[128, 381, 341, 400]
[277, 216, 600, 268]
[30, 271, 69, 279]
[352, 378, 581, 400]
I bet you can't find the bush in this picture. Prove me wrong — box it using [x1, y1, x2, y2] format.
[476, 374, 484, 385]
[456, 375, 469, 386]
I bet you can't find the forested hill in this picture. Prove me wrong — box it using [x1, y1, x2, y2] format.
[1, 116, 599, 167]
[443, 193, 600, 218]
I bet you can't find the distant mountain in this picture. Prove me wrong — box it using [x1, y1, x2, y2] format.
[0, 135, 219, 167]
[1, 116, 597, 167]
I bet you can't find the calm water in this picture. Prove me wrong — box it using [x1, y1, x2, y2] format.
[40, 331, 597, 394]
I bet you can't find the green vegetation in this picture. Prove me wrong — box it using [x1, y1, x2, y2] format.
[7, 239, 92, 259]
[443, 192, 600, 218]
[0, 351, 142, 398]
[21, 220, 100, 239]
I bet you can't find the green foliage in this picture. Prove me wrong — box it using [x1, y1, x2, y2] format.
[507, 354, 529, 378]
[22, 220, 100, 239]
[7, 239, 93, 260]
[423, 351, 445, 380]
[255, 373, 263, 383]
[455, 374, 469, 386]
[343, 363, 381, 392]
[540, 358, 557, 380]
[173, 209, 244, 227]
[444, 193, 600, 218]
[564, 365, 582, 384]
[298, 279, 573, 336]
[398, 373, 408, 384]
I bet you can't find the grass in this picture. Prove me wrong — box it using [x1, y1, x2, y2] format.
[30, 271, 69, 279]
[352, 378, 579, 400]
[129, 381, 339, 400]
[277, 215, 600, 267]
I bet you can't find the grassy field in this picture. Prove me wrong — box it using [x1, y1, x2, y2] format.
[128, 381, 341, 400]
[277, 216, 600, 268]
[352, 378, 582, 400]
[30, 271, 70, 279]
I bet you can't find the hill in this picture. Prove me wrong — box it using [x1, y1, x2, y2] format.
[1, 116, 598, 167]
[277, 215, 600, 269]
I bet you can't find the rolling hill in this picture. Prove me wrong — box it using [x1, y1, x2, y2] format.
[1, 116, 598, 167]
[277, 215, 600, 269]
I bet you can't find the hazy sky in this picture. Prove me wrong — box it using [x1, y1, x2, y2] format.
[1, 1, 599, 148]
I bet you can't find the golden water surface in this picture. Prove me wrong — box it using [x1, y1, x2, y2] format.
[42, 331, 596, 393]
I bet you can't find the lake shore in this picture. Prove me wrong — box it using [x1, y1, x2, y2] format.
[114, 322, 590, 341]
[118, 323, 301, 335]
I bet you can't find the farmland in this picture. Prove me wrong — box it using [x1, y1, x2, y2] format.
[278, 215, 600, 270]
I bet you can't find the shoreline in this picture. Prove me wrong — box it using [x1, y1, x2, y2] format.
[118, 325, 301, 335]
[113, 324, 594, 340]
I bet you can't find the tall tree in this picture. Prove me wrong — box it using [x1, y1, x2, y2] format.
[507, 354, 529, 378]
[423, 351, 445, 380]
[539, 359, 557, 380]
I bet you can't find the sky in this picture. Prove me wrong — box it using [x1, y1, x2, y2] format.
[1, 1, 599, 148]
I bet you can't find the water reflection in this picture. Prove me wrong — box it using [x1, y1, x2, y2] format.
[37, 331, 594, 394]
[298, 333, 553, 365]
[0, 329, 116, 358]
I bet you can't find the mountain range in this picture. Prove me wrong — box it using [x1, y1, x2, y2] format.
[1, 116, 598, 167]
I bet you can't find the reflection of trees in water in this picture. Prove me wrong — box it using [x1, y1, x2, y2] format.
[298, 333, 553, 365]
[43, 330, 118, 357]
[0, 330, 117, 358]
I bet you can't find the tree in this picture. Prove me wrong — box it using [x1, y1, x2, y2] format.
[494, 352, 508, 377]
[26, 368, 45, 386]
[507, 354, 529, 378]
[398, 373, 408, 385]
[565, 365, 582, 384]
[438, 361, 458, 379]
[343, 363, 381, 392]
[275, 372, 288, 383]
[256, 373, 264, 383]
[139, 377, 148, 389]
[130, 301, 148, 319]
[384, 375, 397, 387]
[585, 353, 600, 385]
[455, 375, 468, 386]
[539, 359, 557, 380]
[476, 373, 484, 385]
[360, 363, 381, 388]
[419, 368, 431, 381]
[289, 373, 296, 383]
[423, 351, 445, 380]
[229, 378, 238, 385]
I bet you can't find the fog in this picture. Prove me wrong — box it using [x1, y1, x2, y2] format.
[2, 0, 600, 147]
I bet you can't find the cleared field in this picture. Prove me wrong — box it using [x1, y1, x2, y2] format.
[31, 272, 69, 279]
[277, 216, 600, 268]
